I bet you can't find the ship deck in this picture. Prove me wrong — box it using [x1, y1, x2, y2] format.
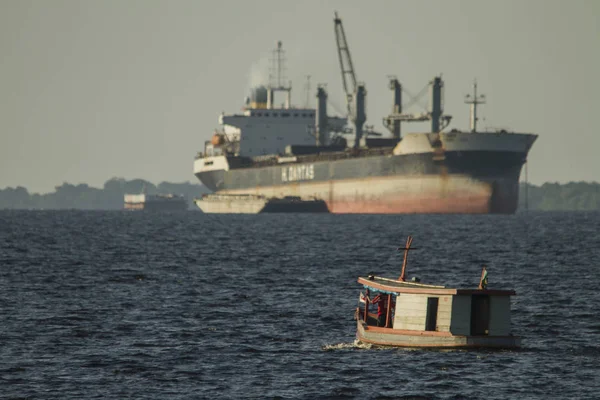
[225, 146, 396, 169]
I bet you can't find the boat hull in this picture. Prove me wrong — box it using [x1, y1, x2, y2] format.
[356, 320, 521, 349]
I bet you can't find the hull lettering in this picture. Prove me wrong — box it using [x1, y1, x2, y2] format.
[281, 164, 315, 183]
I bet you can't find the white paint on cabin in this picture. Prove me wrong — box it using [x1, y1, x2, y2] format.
[489, 296, 512, 336]
[220, 109, 317, 157]
[193, 156, 230, 174]
[393, 294, 426, 330]
[393, 293, 452, 332]
[393, 292, 513, 336]
[437, 296, 452, 331]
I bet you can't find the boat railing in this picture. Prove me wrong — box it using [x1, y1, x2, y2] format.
[355, 307, 379, 327]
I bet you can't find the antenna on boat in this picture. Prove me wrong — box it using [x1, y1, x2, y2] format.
[398, 236, 417, 281]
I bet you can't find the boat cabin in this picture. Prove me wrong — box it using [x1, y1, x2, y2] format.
[355, 236, 520, 348]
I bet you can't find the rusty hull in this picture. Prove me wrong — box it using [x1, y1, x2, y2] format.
[219, 174, 509, 214]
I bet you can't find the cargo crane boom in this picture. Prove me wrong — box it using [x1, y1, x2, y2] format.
[334, 12, 356, 116]
[333, 12, 366, 148]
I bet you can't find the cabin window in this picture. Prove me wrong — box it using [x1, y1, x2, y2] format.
[425, 297, 439, 331]
[273, 113, 278, 117]
[470, 295, 490, 335]
[256, 113, 262, 116]
[281, 112, 290, 117]
[204, 161, 214, 166]
[294, 113, 299, 117]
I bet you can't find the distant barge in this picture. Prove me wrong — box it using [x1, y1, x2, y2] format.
[194, 194, 328, 214]
[124, 194, 188, 211]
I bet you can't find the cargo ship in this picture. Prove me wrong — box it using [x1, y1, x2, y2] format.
[124, 194, 188, 211]
[193, 13, 537, 214]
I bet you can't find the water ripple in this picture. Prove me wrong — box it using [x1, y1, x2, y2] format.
[0, 210, 599, 399]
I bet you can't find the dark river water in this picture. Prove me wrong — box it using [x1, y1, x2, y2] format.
[0, 210, 598, 399]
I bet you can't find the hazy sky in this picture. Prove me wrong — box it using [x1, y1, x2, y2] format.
[1, 0, 598, 193]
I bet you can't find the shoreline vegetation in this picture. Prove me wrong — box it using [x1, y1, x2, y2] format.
[0, 178, 598, 211]
[517, 181, 599, 211]
[0, 178, 210, 210]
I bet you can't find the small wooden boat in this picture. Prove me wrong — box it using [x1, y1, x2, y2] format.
[355, 236, 521, 349]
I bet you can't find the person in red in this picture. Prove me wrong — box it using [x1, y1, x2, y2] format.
[371, 293, 388, 327]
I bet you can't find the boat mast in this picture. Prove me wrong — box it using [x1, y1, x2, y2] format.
[398, 236, 415, 281]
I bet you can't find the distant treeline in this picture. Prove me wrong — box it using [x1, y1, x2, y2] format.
[0, 178, 210, 210]
[518, 181, 600, 211]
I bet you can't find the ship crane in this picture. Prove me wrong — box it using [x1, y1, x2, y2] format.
[334, 12, 366, 148]
[383, 76, 453, 137]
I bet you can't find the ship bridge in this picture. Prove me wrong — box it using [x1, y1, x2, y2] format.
[205, 41, 348, 158]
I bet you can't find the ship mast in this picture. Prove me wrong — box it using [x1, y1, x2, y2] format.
[464, 80, 486, 132]
[267, 41, 292, 109]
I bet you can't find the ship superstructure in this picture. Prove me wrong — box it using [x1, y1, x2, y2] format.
[193, 13, 537, 214]
[203, 41, 347, 161]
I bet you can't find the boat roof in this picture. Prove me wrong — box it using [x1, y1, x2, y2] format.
[358, 275, 516, 296]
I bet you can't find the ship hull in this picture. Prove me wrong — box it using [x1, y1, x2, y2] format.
[195, 149, 527, 214]
[210, 174, 496, 214]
